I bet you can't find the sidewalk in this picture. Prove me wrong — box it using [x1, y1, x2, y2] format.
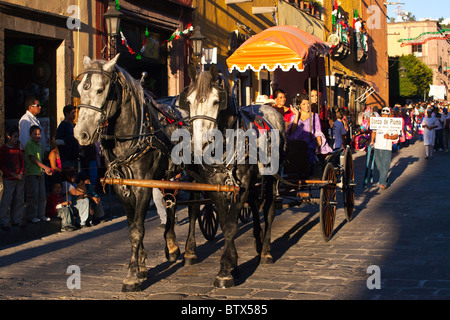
[1, 136, 449, 300]
[0, 189, 125, 247]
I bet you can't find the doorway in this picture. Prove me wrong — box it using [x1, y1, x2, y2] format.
[4, 30, 62, 149]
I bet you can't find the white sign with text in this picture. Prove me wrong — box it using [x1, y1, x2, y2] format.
[370, 117, 403, 131]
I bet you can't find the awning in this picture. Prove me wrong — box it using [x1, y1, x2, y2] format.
[226, 25, 330, 73]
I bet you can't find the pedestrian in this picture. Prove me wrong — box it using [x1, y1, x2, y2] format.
[76, 173, 105, 225]
[369, 107, 400, 191]
[56, 105, 79, 168]
[330, 109, 348, 151]
[433, 107, 444, 152]
[45, 181, 75, 231]
[422, 109, 438, 159]
[443, 108, 450, 152]
[61, 167, 89, 228]
[25, 125, 53, 223]
[18, 96, 47, 152]
[0, 127, 26, 230]
[48, 137, 62, 187]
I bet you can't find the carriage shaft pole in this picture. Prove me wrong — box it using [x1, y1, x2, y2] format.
[100, 178, 239, 193]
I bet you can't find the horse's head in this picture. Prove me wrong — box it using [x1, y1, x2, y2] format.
[180, 65, 228, 151]
[73, 54, 120, 145]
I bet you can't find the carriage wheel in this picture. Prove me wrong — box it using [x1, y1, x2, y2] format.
[319, 162, 337, 242]
[342, 147, 355, 222]
[198, 204, 218, 241]
[239, 204, 251, 223]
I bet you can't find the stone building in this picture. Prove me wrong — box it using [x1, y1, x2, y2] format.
[388, 20, 450, 101]
[0, 0, 192, 145]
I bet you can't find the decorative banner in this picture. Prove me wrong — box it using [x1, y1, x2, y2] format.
[399, 28, 450, 47]
[332, 0, 338, 27]
[118, 23, 194, 59]
[370, 117, 403, 131]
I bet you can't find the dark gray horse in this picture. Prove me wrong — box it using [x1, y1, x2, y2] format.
[178, 65, 286, 288]
[73, 54, 184, 291]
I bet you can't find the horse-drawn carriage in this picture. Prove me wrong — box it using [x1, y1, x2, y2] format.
[73, 25, 355, 291]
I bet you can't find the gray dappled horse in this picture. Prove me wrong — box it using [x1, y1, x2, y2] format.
[179, 65, 286, 288]
[73, 54, 184, 291]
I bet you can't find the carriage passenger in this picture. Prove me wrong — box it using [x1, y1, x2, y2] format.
[286, 93, 332, 165]
[272, 89, 295, 127]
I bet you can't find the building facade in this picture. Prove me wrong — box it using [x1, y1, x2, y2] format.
[322, 0, 389, 123]
[192, 0, 325, 106]
[192, 0, 388, 125]
[388, 20, 450, 101]
[0, 0, 192, 145]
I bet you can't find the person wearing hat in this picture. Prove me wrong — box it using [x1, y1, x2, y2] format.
[56, 105, 80, 168]
[369, 107, 400, 190]
[255, 94, 276, 106]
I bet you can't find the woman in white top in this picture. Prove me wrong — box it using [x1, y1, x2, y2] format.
[422, 109, 438, 159]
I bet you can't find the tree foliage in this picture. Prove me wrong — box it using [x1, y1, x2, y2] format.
[398, 54, 433, 99]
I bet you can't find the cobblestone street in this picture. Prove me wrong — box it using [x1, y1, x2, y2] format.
[1, 138, 450, 301]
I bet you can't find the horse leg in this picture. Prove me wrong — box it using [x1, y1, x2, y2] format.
[260, 179, 277, 264]
[164, 205, 180, 262]
[248, 190, 262, 254]
[213, 200, 238, 288]
[122, 192, 150, 292]
[137, 242, 148, 280]
[184, 191, 199, 265]
[122, 210, 145, 292]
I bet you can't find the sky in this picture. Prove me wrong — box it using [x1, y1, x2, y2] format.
[388, 0, 450, 23]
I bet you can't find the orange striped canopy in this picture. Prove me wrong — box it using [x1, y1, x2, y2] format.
[227, 25, 330, 73]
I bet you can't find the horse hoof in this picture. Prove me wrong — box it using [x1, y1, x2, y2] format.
[214, 276, 234, 288]
[121, 282, 141, 292]
[183, 256, 198, 266]
[166, 247, 181, 262]
[137, 270, 148, 279]
[260, 255, 274, 264]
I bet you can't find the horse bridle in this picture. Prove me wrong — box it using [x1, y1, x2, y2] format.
[178, 85, 228, 125]
[72, 69, 117, 117]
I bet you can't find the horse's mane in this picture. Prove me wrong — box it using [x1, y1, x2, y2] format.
[188, 71, 213, 103]
[83, 59, 145, 113]
[187, 69, 235, 117]
[115, 65, 145, 114]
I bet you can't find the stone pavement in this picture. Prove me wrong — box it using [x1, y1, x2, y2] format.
[0, 137, 450, 301]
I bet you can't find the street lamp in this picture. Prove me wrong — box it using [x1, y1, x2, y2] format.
[398, 63, 407, 78]
[190, 25, 206, 59]
[103, 1, 123, 59]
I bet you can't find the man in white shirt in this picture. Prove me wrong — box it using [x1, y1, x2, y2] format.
[18, 96, 47, 153]
[370, 107, 400, 191]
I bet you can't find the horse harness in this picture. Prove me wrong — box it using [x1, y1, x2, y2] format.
[73, 68, 182, 196]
